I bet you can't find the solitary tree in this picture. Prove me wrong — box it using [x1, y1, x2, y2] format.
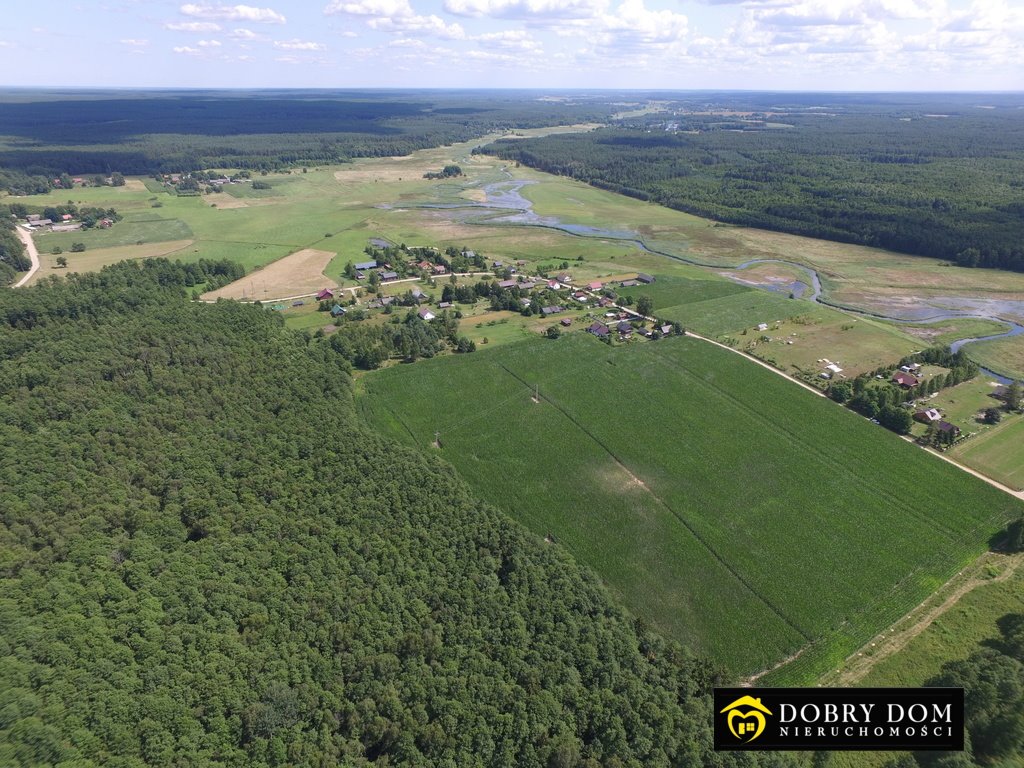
[55, 256, 68, 268]
[635, 295, 654, 317]
[1007, 381, 1022, 411]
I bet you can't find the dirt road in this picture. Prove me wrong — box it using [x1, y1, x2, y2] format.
[12, 226, 40, 288]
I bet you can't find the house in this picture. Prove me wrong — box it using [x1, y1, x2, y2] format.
[597, 297, 612, 307]
[620, 279, 640, 288]
[463, 250, 476, 259]
[557, 273, 572, 284]
[492, 260, 504, 268]
[415, 260, 433, 271]
[518, 281, 537, 291]
[936, 421, 961, 437]
[560, 318, 572, 327]
[757, 323, 770, 332]
[355, 260, 378, 271]
[316, 288, 335, 300]
[638, 328, 654, 338]
[914, 408, 942, 423]
[571, 291, 589, 301]
[587, 281, 602, 291]
[617, 320, 632, 333]
[61, 214, 73, 222]
[99, 218, 113, 228]
[418, 308, 436, 321]
[26, 214, 40, 222]
[893, 371, 920, 388]
[825, 363, 843, 375]
[498, 279, 518, 289]
[547, 280, 561, 290]
[410, 287, 426, 301]
[541, 305, 564, 317]
[899, 364, 921, 373]
[519, 298, 532, 307]
[380, 271, 399, 281]
[330, 304, 346, 317]
[432, 264, 447, 275]
[660, 324, 673, 336]
[438, 301, 453, 309]
[637, 273, 655, 284]
[588, 322, 610, 338]
[28, 218, 53, 228]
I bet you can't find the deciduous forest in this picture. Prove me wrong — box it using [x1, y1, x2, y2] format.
[0, 260, 797, 767]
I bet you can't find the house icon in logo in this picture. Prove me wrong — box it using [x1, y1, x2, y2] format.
[720, 695, 773, 743]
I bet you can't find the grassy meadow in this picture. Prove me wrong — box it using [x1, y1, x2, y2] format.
[358, 333, 1023, 680]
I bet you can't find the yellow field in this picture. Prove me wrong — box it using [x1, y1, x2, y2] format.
[28, 239, 194, 285]
[202, 248, 337, 301]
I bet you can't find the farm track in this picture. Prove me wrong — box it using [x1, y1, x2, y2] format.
[825, 551, 1024, 686]
[12, 226, 40, 288]
[497, 361, 812, 643]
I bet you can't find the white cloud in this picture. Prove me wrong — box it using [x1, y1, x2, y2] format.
[180, 4, 286, 24]
[228, 27, 260, 39]
[472, 29, 542, 51]
[164, 21, 222, 31]
[173, 45, 202, 54]
[326, 0, 466, 38]
[120, 38, 149, 46]
[443, 0, 606, 19]
[274, 39, 327, 50]
[198, 39, 222, 46]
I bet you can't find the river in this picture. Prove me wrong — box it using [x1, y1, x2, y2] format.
[383, 176, 1023, 383]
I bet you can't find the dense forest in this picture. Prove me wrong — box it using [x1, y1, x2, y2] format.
[0, 260, 803, 767]
[0, 90, 616, 182]
[0, 218, 28, 286]
[480, 102, 1024, 272]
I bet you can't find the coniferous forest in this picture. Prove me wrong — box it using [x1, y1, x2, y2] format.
[0, 261, 799, 767]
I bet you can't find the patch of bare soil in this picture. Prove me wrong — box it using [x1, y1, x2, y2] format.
[202, 248, 338, 300]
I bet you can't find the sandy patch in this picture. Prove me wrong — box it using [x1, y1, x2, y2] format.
[123, 179, 147, 191]
[202, 248, 338, 301]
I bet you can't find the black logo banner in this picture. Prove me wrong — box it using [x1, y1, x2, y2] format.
[714, 688, 964, 751]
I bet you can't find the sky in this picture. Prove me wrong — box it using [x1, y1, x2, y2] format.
[0, 0, 1021, 90]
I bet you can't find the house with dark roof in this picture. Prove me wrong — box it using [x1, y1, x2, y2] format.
[617, 320, 633, 334]
[438, 301, 453, 309]
[316, 288, 335, 300]
[936, 421, 961, 437]
[660, 324, 673, 336]
[620, 279, 640, 287]
[330, 304, 346, 317]
[380, 271, 399, 281]
[355, 260, 378, 271]
[410, 287, 426, 301]
[892, 371, 920, 388]
[560, 318, 572, 327]
[637, 273, 655, 284]
[541, 305, 564, 317]
[498, 279, 518, 289]
[914, 407, 942, 423]
[588, 322, 609, 338]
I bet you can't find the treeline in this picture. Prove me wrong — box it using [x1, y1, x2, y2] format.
[0, 218, 28, 286]
[0, 258, 798, 767]
[480, 112, 1024, 273]
[328, 309, 474, 369]
[0, 92, 617, 180]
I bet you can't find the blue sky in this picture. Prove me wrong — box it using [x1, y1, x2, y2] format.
[0, 0, 1021, 90]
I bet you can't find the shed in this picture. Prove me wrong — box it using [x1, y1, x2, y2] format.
[355, 260, 377, 271]
[316, 288, 335, 300]
[541, 305, 564, 317]
[380, 271, 399, 281]
[636, 273, 655, 284]
[560, 318, 572, 327]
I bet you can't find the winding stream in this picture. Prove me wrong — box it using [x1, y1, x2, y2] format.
[387, 177, 1024, 382]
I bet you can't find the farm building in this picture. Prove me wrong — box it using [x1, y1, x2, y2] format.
[660, 324, 673, 336]
[560, 318, 572, 327]
[380, 271, 399, 281]
[620, 279, 640, 288]
[410, 287, 426, 301]
[432, 264, 447, 274]
[892, 371, 920, 388]
[418, 308, 436, 321]
[637, 273, 655, 284]
[541, 306, 564, 317]
[355, 260, 378, 271]
[588, 322, 610, 338]
[557, 274, 572, 284]
[316, 288, 335, 300]
[757, 323, 770, 332]
[438, 301, 453, 309]
[498, 279, 518, 289]
[914, 408, 942, 423]
[547, 280, 561, 290]
[824, 363, 843, 375]
[587, 281, 602, 291]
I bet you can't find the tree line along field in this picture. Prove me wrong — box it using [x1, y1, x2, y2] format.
[359, 333, 1024, 681]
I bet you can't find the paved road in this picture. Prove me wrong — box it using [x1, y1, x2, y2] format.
[12, 226, 40, 288]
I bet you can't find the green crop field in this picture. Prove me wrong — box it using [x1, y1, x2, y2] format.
[951, 418, 1024, 491]
[359, 333, 1023, 680]
[656, 289, 809, 337]
[614, 274, 748, 310]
